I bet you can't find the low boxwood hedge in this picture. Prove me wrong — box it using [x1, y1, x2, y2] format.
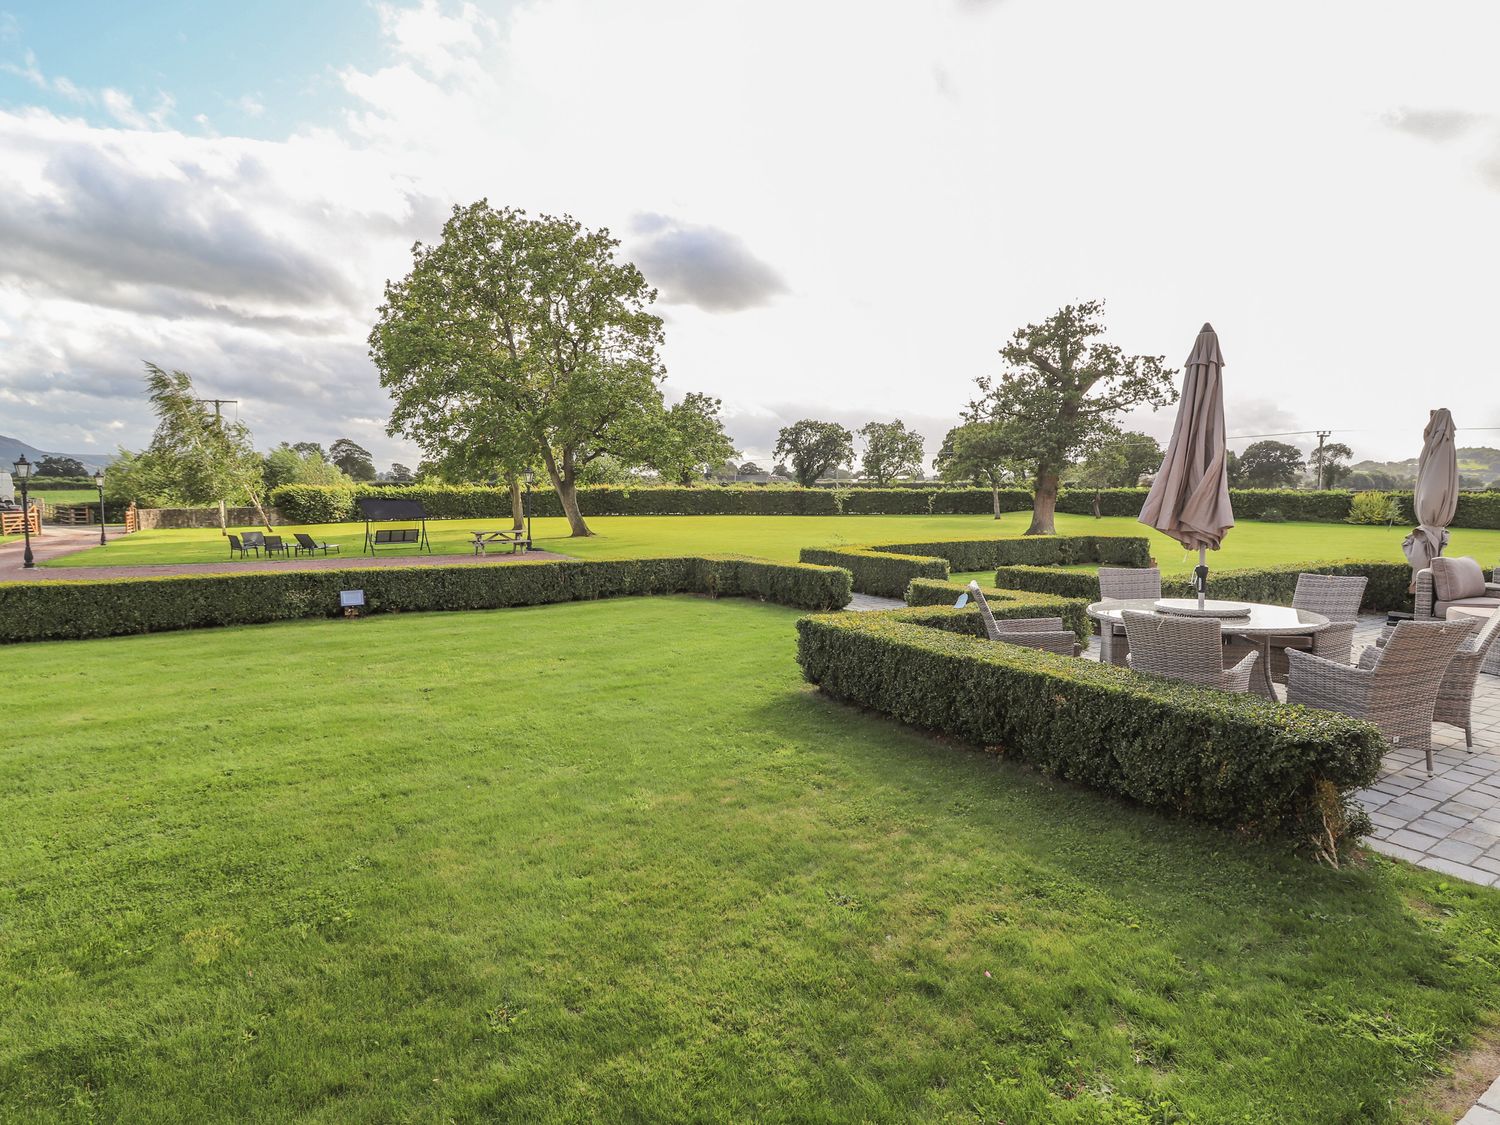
[796, 605, 1383, 851]
[904, 579, 1091, 641]
[990, 559, 1417, 613]
[0, 556, 852, 644]
[801, 535, 1152, 597]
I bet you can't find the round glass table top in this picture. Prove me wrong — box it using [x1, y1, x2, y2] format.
[1086, 598, 1330, 637]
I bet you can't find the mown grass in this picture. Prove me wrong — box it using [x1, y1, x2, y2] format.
[43, 511, 1500, 574]
[3, 596, 1500, 1121]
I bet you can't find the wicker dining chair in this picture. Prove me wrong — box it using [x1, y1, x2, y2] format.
[1286, 618, 1476, 773]
[969, 584, 1080, 655]
[1120, 610, 1259, 692]
[1374, 611, 1500, 749]
[1096, 567, 1162, 666]
[1261, 573, 1368, 682]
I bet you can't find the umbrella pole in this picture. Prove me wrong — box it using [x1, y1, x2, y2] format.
[1196, 548, 1208, 609]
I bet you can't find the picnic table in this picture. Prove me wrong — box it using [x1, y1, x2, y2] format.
[470, 529, 531, 556]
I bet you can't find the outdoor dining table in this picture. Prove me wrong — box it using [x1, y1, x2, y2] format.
[1086, 598, 1330, 699]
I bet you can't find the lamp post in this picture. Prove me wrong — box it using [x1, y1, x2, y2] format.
[13, 455, 34, 569]
[94, 469, 107, 546]
[523, 469, 534, 549]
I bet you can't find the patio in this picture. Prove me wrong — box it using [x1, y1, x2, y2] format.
[1081, 615, 1500, 885]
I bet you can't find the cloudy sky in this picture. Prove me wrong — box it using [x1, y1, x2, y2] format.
[2, 0, 1498, 470]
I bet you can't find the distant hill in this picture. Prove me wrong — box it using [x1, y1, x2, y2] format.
[0, 434, 115, 473]
[1350, 446, 1500, 486]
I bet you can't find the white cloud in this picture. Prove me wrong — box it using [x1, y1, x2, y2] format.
[4, 0, 1500, 469]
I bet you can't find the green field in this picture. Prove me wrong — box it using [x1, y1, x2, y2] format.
[36, 489, 97, 507]
[42, 512, 1500, 573]
[4, 596, 1497, 1121]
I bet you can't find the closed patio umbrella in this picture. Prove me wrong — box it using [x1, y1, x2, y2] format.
[1402, 408, 1458, 584]
[1138, 322, 1234, 606]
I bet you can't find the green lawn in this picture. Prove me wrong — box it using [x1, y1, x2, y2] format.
[3, 596, 1498, 1121]
[35, 489, 97, 507]
[43, 511, 1500, 574]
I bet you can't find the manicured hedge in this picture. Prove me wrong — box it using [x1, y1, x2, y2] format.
[0, 556, 852, 644]
[796, 605, 1383, 850]
[253, 482, 1500, 528]
[904, 579, 1091, 641]
[801, 535, 1152, 597]
[990, 559, 1417, 613]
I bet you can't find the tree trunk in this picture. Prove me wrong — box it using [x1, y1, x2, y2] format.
[990, 483, 1002, 519]
[542, 445, 592, 536]
[509, 476, 524, 531]
[1026, 470, 1059, 535]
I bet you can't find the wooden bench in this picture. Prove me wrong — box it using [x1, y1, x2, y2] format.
[371, 527, 423, 551]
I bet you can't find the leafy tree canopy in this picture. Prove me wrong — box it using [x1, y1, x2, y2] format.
[857, 420, 925, 486]
[35, 456, 87, 477]
[1308, 441, 1354, 488]
[934, 420, 1025, 517]
[967, 300, 1176, 534]
[1236, 440, 1305, 487]
[774, 420, 854, 487]
[648, 392, 739, 485]
[1072, 429, 1165, 488]
[329, 438, 377, 481]
[371, 200, 667, 536]
[263, 443, 351, 492]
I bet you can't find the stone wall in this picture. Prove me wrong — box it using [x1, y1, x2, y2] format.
[136, 506, 283, 530]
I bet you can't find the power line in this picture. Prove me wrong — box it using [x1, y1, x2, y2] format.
[193, 397, 238, 420]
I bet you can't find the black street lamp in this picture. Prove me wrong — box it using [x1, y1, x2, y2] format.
[94, 469, 107, 546]
[13, 455, 34, 569]
[523, 468, 534, 549]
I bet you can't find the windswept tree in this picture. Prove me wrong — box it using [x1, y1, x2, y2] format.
[648, 392, 739, 485]
[263, 443, 351, 491]
[934, 420, 1024, 518]
[967, 301, 1177, 534]
[774, 420, 854, 487]
[107, 364, 270, 525]
[371, 201, 667, 537]
[857, 419, 925, 486]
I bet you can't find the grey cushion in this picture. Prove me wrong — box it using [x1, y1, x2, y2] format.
[1436, 596, 1500, 617]
[1432, 555, 1486, 603]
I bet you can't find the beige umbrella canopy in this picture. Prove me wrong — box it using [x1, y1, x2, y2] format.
[1402, 408, 1458, 581]
[1139, 323, 1235, 602]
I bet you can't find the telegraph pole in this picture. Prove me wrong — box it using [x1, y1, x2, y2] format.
[194, 398, 238, 421]
[1315, 430, 1331, 489]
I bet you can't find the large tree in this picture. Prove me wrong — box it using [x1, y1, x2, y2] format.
[857, 419, 925, 486]
[1236, 440, 1305, 487]
[648, 392, 739, 485]
[1073, 429, 1165, 488]
[329, 438, 377, 481]
[35, 456, 87, 477]
[1308, 440, 1354, 489]
[967, 301, 1177, 534]
[774, 420, 854, 487]
[371, 201, 667, 536]
[933, 420, 1024, 518]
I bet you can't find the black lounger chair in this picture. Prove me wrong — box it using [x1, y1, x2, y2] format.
[294, 532, 340, 556]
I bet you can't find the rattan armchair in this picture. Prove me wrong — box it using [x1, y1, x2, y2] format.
[1120, 610, 1259, 692]
[1376, 612, 1499, 748]
[1261, 573, 1367, 682]
[1414, 562, 1500, 620]
[1096, 567, 1162, 666]
[969, 585, 1080, 655]
[1286, 618, 1476, 773]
